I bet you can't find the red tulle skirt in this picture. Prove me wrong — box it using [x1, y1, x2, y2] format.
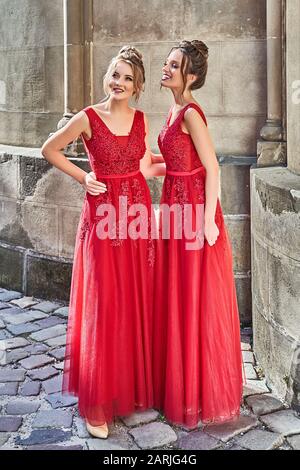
[62, 171, 155, 426]
[153, 170, 245, 428]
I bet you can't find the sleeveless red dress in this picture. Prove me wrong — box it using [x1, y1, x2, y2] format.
[153, 103, 245, 428]
[62, 107, 155, 426]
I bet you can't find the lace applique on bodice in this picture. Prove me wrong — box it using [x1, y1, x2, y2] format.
[81, 107, 146, 176]
[158, 103, 207, 172]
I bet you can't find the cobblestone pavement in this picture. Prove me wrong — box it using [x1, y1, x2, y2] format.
[0, 287, 299, 451]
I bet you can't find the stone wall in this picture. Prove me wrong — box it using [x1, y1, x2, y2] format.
[0, 0, 267, 323]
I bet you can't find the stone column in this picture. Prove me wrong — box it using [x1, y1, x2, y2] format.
[57, 0, 92, 156]
[257, 0, 286, 166]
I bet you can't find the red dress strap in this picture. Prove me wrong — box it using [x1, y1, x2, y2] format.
[182, 102, 207, 127]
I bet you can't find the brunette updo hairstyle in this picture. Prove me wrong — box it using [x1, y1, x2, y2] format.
[103, 45, 145, 101]
[168, 40, 209, 94]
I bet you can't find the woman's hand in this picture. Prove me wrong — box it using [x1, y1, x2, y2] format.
[204, 219, 219, 246]
[82, 172, 107, 195]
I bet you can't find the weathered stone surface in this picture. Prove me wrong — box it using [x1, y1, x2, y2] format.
[15, 428, 72, 446]
[0, 337, 29, 350]
[29, 324, 66, 342]
[19, 380, 41, 396]
[204, 415, 259, 442]
[32, 301, 63, 313]
[0, 291, 22, 302]
[260, 410, 300, 436]
[6, 322, 42, 336]
[33, 316, 66, 329]
[27, 365, 59, 381]
[19, 354, 54, 370]
[23, 343, 49, 355]
[235, 429, 284, 450]
[6, 400, 41, 415]
[121, 410, 159, 427]
[246, 394, 286, 415]
[0, 382, 19, 395]
[42, 374, 62, 394]
[178, 430, 221, 450]
[74, 417, 90, 438]
[0, 302, 9, 310]
[0, 369, 26, 382]
[48, 347, 65, 361]
[245, 363, 257, 379]
[3, 349, 30, 365]
[0, 309, 47, 325]
[243, 380, 270, 396]
[26, 443, 83, 450]
[0, 432, 9, 446]
[242, 351, 255, 363]
[129, 422, 177, 449]
[10, 296, 39, 309]
[0, 319, 5, 328]
[0, 306, 25, 321]
[32, 410, 73, 429]
[44, 334, 66, 347]
[53, 306, 69, 318]
[45, 392, 78, 408]
[0, 416, 22, 432]
[53, 362, 64, 370]
[241, 341, 252, 351]
[287, 434, 300, 450]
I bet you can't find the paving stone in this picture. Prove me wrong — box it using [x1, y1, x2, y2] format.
[0, 302, 10, 310]
[48, 347, 66, 361]
[0, 291, 22, 302]
[33, 316, 66, 329]
[27, 366, 59, 381]
[15, 428, 72, 446]
[241, 341, 252, 351]
[26, 444, 83, 450]
[260, 410, 300, 436]
[0, 337, 30, 350]
[236, 429, 284, 450]
[0, 330, 13, 340]
[45, 392, 78, 409]
[0, 307, 26, 323]
[286, 434, 300, 450]
[42, 375, 63, 394]
[53, 362, 65, 371]
[6, 322, 42, 336]
[243, 380, 270, 397]
[19, 354, 54, 370]
[29, 325, 66, 342]
[242, 351, 255, 363]
[87, 438, 132, 451]
[6, 400, 41, 415]
[19, 380, 41, 396]
[3, 349, 30, 365]
[10, 297, 39, 309]
[0, 369, 26, 382]
[0, 432, 9, 446]
[1, 309, 48, 325]
[23, 343, 49, 355]
[32, 301, 63, 314]
[178, 430, 221, 450]
[0, 416, 23, 432]
[121, 409, 160, 427]
[44, 334, 66, 347]
[246, 394, 286, 416]
[32, 410, 73, 429]
[245, 363, 257, 380]
[0, 319, 5, 328]
[204, 415, 259, 443]
[53, 307, 69, 318]
[0, 382, 19, 395]
[74, 417, 90, 438]
[129, 422, 177, 449]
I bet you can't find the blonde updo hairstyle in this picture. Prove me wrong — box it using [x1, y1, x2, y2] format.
[168, 39, 209, 95]
[103, 45, 145, 102]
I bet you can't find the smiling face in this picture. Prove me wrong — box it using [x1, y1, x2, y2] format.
[107, 60, 135, 100]
[161, 48, 197, 94]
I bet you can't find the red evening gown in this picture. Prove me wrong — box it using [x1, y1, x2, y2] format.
[153, 103, 245, 428]
[62, 106, 155, 426]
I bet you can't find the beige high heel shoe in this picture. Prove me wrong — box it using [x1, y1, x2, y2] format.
[86, 420, 109, 439]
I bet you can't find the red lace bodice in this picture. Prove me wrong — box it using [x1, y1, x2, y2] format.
[81, 106, 146, 176]
[158, 103, 207, 172]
